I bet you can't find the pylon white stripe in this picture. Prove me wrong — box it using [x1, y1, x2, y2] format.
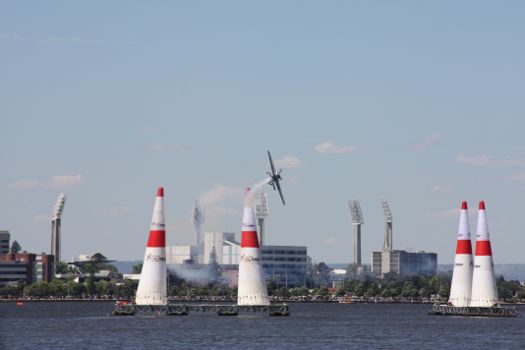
[135, 247, 167, 305]
[470, 203, 498, 307]
[237, 247, 270, 306]
[448, 205, 473, 307]
[470, 255, 498, 307]
[449, 254, 473, 307]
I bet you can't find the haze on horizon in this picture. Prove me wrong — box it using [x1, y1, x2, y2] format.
[1, 2, 524, 265]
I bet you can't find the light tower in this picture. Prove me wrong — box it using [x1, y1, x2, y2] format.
[51, 193, 66, 264]
[192, 200, 205, 260]
[348, 200, 364, 266]
[381, 198, 393, 252]
[255, 191, 269, 246]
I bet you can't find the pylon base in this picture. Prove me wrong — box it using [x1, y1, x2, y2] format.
[429, 304, 518, 317]
[113, 303, 290, 317]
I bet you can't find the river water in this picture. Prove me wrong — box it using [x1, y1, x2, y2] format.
[1, 302, 524, 349]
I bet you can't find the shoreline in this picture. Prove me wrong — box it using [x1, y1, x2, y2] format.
[2, 298, 523, 305]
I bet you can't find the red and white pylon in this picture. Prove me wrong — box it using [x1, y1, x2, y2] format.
[470, 201, 499, 307]
[448, 201, 473, 307]
[237, 188, 270, 306]
[135, 187, 167, 305]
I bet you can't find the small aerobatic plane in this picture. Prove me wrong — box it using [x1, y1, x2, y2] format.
[266, 150, 285, 205]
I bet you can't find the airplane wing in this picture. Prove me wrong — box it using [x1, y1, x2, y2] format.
[267, 150, 276, 175]
[275, 179, 286, 205]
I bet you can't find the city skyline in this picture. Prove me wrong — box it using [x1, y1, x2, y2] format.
[1, 2, 525, 264]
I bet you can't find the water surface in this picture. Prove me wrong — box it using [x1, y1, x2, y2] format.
[1, 302, 523, 349]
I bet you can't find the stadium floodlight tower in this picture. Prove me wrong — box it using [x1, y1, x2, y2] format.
[348, 200, 364, 266]
[255, 191, 269, 246]
[192, 200, 205, 259]
[51, 193, 67, 264]
[381, 198, 393, 252]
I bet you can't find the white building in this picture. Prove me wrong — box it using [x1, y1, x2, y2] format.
[76, 254, 92, 262]
[203, 232, 235, 264]
[222, 240, 241, 265]
[166, 245, 194, 265]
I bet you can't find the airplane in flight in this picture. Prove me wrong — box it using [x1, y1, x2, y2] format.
[266, 150, 285, 205]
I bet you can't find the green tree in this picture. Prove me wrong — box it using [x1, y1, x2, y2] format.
[10, 240, 21, 254]
[55, 261, 68, 274]
[306, 261, 332, 287]
[345, 263, 359, 280]
[115, 279, 137, 299]
[208, 246, 223, 284]
[517, 285, 525, 301]
[419, 287, 431, 298]
[401, 281, 418, 298]
[69, 281, 86, 297]
[290, 287, 310, 296]
[85, 276, 95, 295]
[497, 277, 522, 301]
[48, 279, 66, 297]
[95, 280, 114, 297]
[314, 287, 330, 297]
[25, 281, 49, 297]
[0, 284, 22, 298]
[132, 263, 143, 274]
[80, 253, 117, 275]
[266, 280, 278, 295]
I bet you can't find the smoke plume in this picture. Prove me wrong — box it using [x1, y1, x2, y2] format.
[245, 177, 271, 207]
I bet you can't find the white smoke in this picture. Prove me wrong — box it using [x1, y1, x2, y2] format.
[197, 184, 243, 229]
[167, 264, 213, 285]
[245, 177, 272, 207]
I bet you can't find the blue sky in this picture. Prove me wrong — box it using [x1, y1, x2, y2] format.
[1, 1, 524, 264]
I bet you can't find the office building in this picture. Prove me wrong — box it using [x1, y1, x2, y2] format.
[371, 198, 437, 277]
[371, 250, 437, 276]
[0, 230, 10, 255]
[0, 253, 55, 286]
[221, 240, 308, 287]
[260, 245, 308, 287]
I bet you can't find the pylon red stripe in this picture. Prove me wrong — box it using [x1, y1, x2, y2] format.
[455, 239, 472, 254]
[147, 230, 165, 247]
[241, 231, 259, 248]
[475, 240, 492, 256]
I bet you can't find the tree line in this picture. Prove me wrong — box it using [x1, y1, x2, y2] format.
[1, 258, 524, 302]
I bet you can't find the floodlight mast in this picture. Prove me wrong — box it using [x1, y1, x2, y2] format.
[51, 193, 66, 264]
[255, 191, 269, 246]
[381, 198, 393, 252]
[348, 200, 364, 266]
